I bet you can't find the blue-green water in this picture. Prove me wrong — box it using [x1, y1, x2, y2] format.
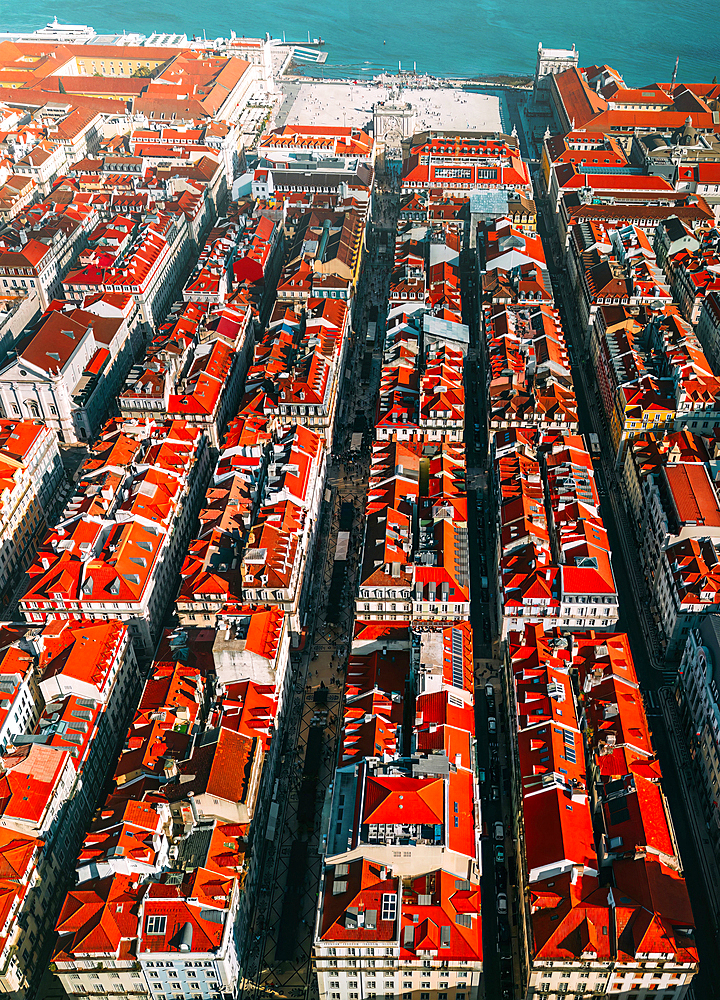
[4, 0, 719, 84]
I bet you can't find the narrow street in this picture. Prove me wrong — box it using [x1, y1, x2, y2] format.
[240, 176, 400, 1000]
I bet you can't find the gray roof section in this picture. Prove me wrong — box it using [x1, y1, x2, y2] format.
[470, 190, 509, 216]
[423, 313, 469, 352]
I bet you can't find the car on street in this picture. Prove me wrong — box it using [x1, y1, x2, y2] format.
[493, 821, 504, 841]
[497, 892, 508, 915]
[478, 767, 486, 784]
[485, 683, 495, 707]
[488, 716, 497, 735]
[494, 844, 505, 864]
[491, 784, 499, 800]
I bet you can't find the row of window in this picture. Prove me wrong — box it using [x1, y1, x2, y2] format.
[330, 984, 465, 1000]
[332, 994, 466, 1000]
[535, 989, 678, 998]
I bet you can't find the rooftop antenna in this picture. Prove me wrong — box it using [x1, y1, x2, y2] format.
[671, 56, 679, 92]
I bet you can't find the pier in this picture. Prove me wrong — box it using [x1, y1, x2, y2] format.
[291, 46, 328, 64]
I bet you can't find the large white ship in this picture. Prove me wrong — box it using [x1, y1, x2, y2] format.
[32, 16, 96, 41]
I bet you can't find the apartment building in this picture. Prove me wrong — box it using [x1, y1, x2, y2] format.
[0, 618, 138, 997]
[402, 130, 531, 196]
[506, 626, 698, 1000]
[51, 620, 282, 998]
[0, 420, 64, 594]
[493, 432, 618, 637]
[0, 297, 146, 442]
[19, 418, 211, 658]
[63, 211, 191, 334]
[0, 208, 88, 309]
[315, 860, 483, 1000]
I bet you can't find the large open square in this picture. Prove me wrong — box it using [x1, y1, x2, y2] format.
[275, 79, 508, 133]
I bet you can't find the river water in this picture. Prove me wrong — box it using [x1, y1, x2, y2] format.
[4, 0, 719, 84]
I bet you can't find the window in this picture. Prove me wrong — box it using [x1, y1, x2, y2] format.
[146, 915, 167, 935]
[381, 894, 397, 921]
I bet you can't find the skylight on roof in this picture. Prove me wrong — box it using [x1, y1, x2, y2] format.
[381, 892, 397, 921]
[145, 915, 166, 935]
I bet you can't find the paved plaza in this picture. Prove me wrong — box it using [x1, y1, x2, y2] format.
[275, 79, 507, 132]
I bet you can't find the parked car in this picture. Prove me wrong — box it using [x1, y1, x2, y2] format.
[485, 683, 495, 705]
[478, 767, 486, 784]
[488, 716, 497, 735]
[497, 892, 508, 914]
[494, 844, 505, 864]
[493, 821, 504, 841]
[491, 785, 499, 800]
